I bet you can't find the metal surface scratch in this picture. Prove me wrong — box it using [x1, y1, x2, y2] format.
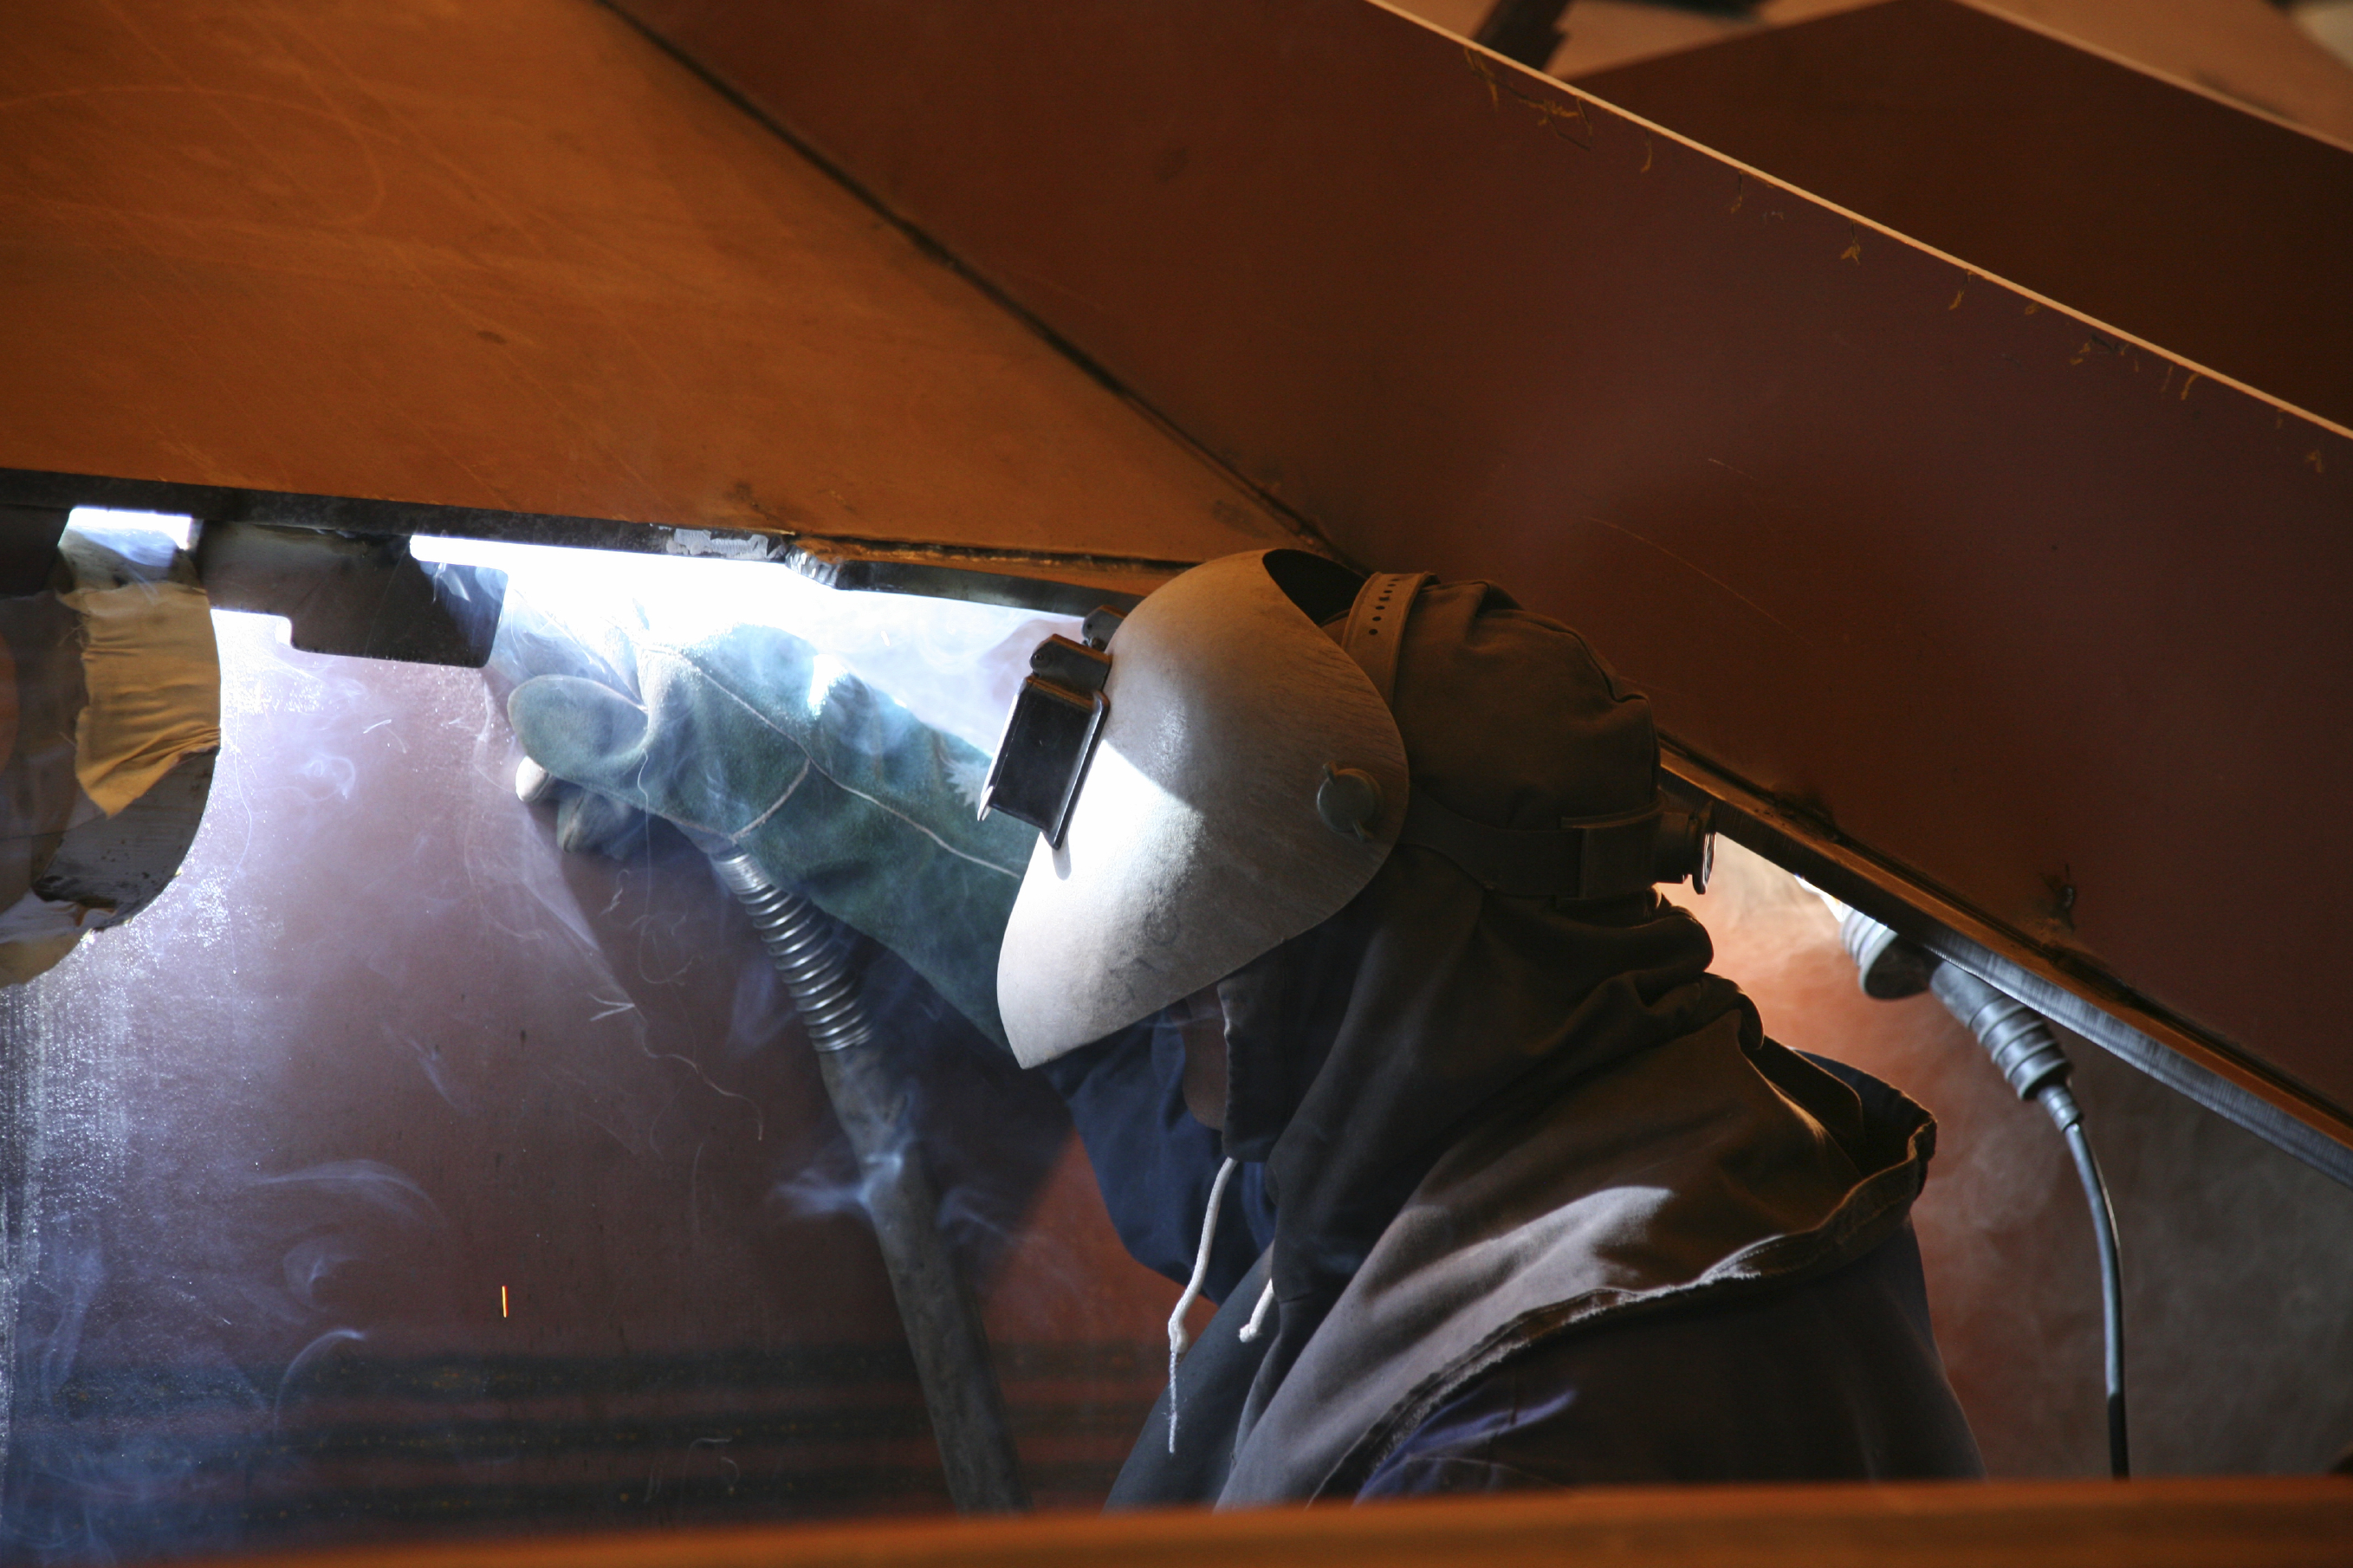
[1578, 513, 1811, 648]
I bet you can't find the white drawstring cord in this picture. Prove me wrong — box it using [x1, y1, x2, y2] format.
[1165, 1156, 1239, 1453]
[1237, 1277, 1277, 1344]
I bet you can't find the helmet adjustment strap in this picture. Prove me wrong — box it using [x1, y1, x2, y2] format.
[1339, 573, 1430, 706]
[1398, 792, 1707, 900]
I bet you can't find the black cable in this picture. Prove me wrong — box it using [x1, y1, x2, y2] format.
[2052, 1093, 2129, 1479]
[1843, 911, 2131, 1480]
[1926, 961, 2131, 1481]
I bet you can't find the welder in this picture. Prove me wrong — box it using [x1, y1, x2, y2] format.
[508, 548, 1983, 1505]
[0, 512, 219, 984]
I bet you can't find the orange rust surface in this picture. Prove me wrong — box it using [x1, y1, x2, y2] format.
[610, 0, 2353, 1148]
[0, 0, 1291, 567]
[208, 1476, 2353, 1568]
[1572, 0, 2353, 428]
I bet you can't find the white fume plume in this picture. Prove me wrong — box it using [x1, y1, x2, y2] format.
[411, 535, 1077, 753]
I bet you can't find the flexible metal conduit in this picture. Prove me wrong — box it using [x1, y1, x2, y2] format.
[710, 851, 1028, 1513]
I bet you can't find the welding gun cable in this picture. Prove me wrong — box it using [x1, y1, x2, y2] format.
[2057, 1095, 2130, 1480]
[1927, 961, 2130, 1481]
[708, 850, 1029, 1513]
[1839, 909, 2130, 1481]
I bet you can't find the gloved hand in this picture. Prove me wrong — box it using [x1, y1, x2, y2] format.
[506, 622, 1036, 1048]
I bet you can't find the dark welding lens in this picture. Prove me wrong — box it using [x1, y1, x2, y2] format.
[980, 674, 1108, 846]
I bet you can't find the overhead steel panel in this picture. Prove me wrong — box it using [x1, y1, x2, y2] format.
[608, 0, 2353, 1160]
[0, 0, 1297, 606]
[1572, 0, 2353, 430]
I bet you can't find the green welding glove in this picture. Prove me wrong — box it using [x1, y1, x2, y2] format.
[505, 623, 1035, 1049]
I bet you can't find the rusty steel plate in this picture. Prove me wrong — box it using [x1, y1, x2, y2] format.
[1572, 0, 2353, 431]
[0, 0, 1298, 605]
[177, 1476, 2353, 1568]
[608, 0, 2353, 1157]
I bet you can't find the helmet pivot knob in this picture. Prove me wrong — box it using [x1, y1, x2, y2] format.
[1316, 764, 1385, 841]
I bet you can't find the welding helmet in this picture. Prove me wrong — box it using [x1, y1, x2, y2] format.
[983, 549, 1710, 1068]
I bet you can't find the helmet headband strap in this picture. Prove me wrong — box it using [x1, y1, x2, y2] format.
[1339, 573, 1430, 706]
[1335, 572, 1713, 900]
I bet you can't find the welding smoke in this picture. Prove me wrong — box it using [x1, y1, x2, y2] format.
[0, 534, 1099, 1556]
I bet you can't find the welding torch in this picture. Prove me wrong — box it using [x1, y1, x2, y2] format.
[515, 760, 1027, 1513]
[704, 849, 1027, 1514]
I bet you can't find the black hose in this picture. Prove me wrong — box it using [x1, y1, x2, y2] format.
[2053, 1093, 2130, 1479]
[1844, 910, 2131, 1479]
[1926, 959, 2130, 1480]
[710, 851, 1029, 1513]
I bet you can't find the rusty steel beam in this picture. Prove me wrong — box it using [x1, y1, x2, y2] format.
[7, 0, 2350, 1169]
[603, 0, 2353, 1165]
[0, 0, 1296, 606]
[178, 1476, 2353, 1568]
[1572, 0, 2353, 430]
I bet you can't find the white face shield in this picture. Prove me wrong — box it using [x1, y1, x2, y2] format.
[987, 551, 1408, 1068]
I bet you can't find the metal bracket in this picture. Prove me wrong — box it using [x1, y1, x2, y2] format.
[194, 522, 507, 667]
